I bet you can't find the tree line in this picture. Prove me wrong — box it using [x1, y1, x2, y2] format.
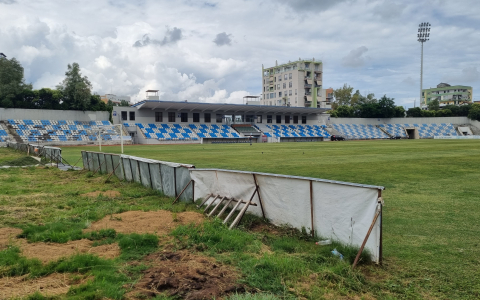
[330, 84, 405, 118]
[330, 84, 480, 121]
[0, 57, 128, 112]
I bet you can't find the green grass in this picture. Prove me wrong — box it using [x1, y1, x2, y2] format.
[59, 140, 480, 299]
[2, 140, 480, 299]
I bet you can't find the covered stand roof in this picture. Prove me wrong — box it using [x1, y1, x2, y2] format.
[132, 100, 329, 115]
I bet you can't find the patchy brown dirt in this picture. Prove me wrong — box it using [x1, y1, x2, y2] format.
[84, 211, 204, 235]
[0, 227, 23, 250]
[0, 273, 86, 299]
[0, 227, 120, 263]
[81, 190, 121, 198]
[21, 239, 121, 263]
[127, 251, 243, 300]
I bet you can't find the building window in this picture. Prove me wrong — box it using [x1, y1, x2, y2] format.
[267, 115, 272, 123]
[257, 115, 262, 123]
[246, 115, 255, 122]
[279, 92, 282, 97]
[295, 89, 297, 95]
[193, 113, 200, 122]
[277, 84, 280, 89]
[270, 93, 274, 98]
[283, 83, 286, 89]
[305, 63, 310, 69]
[129, 111, 135, 121]
[302, 116, 307, 124]
[285, 115, 290, 124]
[289, 90, 292, 96]
[168, 112, 175, 122]
[278, 76, 282, 81]
[289, 81, 292, 88]
[289, 73, 292, 79]
[276, 115, 282, 124]
[293, 116, 298, 124]
[216, 114, 223, 123]
[180, 112, 188, 122]
[204, 113, 211, 123]
[284, 74, 287, 80]
[121, 111, 127, 121]
[155, 112, 163, 122]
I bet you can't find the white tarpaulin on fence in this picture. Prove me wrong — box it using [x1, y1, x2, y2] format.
[190, 168, 384, 263]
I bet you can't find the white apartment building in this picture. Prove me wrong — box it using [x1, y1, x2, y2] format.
[260, 59, 323, 108]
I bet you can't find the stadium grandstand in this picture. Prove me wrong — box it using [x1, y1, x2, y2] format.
[1, 99, 479, 146]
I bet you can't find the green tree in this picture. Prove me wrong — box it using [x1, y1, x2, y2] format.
[57, 63, 92, 111]
[119, 99, 130, 106]
[435, 109, 452, 117]
[427, 99, 440, 111]
[468, 103, 480, 121]
[377, 95, 396, 118]
[356, 103, 379, 118]
[406, 107, 423, 117]
[333, 84, 354, 108]
[35, 88, 62, 109]
[0, 57, 32, 107]
[330, 105, 355, 118]
[394, 106, 405, 118]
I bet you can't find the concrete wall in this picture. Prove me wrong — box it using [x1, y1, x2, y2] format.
[0, 108, 109, 122]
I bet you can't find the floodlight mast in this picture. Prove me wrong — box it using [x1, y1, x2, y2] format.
[418, 22, 431, 106]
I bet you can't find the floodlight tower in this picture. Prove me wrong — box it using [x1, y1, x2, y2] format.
[418, 22, 431, 106]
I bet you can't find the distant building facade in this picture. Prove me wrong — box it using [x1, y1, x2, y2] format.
[100, 94, 131, 106]
[422, 83, 472, 109]
[260, 59, 325, 108]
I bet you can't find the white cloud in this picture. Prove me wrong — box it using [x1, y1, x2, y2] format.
[0, 0, 479, 108]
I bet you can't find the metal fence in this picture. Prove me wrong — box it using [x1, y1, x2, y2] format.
[7, 141, 62, 163]
[81, 151, 195, 201]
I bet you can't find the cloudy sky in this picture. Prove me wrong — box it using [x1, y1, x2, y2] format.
[1, 0, 479, 107]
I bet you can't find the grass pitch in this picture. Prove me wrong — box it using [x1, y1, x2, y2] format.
[61, 139, 480, 299]
[2, 139, 480, 299]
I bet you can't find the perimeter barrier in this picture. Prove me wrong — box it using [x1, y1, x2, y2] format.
[7, 141, 62, 163]
[190, 169, 384, 264]
[80, 150, 384, 263]
[81, 151, 194, 202]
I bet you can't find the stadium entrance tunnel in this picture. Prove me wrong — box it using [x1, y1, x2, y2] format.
[406, 128, 419, 139]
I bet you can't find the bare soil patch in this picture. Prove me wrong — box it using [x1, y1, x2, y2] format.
[0, 227, 23, 250]
[81, 190, 121, 198]
[85, 211, 204, 235]
[127, 251, 243, 300]
[21, 239, 120, 263]
[0, 273, 82, 299]
[0, 227, 120, 263]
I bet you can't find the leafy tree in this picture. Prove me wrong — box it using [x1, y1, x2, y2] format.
[333, 84, 354, 108]
[330, 105, 355, 118]
[422, 110, 436, 117]
[119, 99, 130, 106]
[357, 103, 379, 118]
[394, 106, 405, 118]
[57, 63, 92, 111]
[0, 57, 32, 107]
[435, 109, 452, 117]
[377, 95, 396, 118]
[468, 103, 480, 121]
[406, 107, 423, 117]
[427, 99, 440, 111]
[35, 88, 62, 109]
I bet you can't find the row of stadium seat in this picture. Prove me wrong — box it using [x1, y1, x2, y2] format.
[378, 123, 459, 138]
[127, 123, 241, 140]
[4, 119, 118, 143]
[331, 124, 389, 140]
[256, 124, 331, 138]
